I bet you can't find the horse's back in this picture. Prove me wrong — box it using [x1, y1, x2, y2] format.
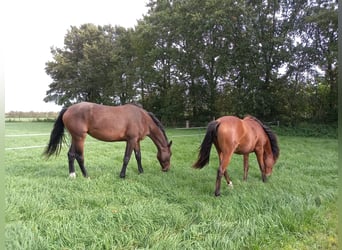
[215, 116, 244, 151]
[217, 116, 242, 126]
[216, 116, 260, 154]
[62, 102, 149, 141]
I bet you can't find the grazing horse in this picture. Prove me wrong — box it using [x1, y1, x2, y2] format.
[193, 115, 279, 196]
[44, 102, 172, 178]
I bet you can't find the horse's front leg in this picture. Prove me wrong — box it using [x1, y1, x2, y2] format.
[134, 141, 143, 174]
[255, 151, 267, 182]
[119, 141, 134, 178]
[243, 154, 249, 181]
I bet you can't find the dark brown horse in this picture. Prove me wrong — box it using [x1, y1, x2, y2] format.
[44, 102, 172, 178]
[193, 115, 279, 196]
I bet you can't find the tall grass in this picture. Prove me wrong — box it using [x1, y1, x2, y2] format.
[5, 122, 338, 249]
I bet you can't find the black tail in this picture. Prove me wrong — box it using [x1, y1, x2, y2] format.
[192, 120, 219, 169]
[43, 108, 68, 157]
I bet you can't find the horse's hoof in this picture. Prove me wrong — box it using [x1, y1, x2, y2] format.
[120, 174, 126, 178]
[228, 182, 234, 188]
[69, 172, 76, 178]
[214, 192, 221, 197]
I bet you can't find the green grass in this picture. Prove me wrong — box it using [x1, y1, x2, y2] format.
[5, 122, 338, 249]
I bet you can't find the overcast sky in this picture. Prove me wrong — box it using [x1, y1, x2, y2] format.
[3, 0, 149, 112]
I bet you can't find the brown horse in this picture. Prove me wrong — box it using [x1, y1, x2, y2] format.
[44, 102, 172, 178]
[193, 115, 279, 196]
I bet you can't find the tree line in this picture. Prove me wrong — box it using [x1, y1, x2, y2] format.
[5, 111, 58, 121]
[44, 0, 338, 126]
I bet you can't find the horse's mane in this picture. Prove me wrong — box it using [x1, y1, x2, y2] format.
[148, 112, 169, 143]
[126, 103, 169, 143]
[246, 115, 280, 161]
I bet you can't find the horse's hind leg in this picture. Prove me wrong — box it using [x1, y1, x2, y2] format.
[69, 139, 88, 178]
[223, 170, 233, 188]
[134, 141, 143, 174]
[215, 168, 223, 196]
[75, 152, 88, 178]
[68, 145, 76, 178]
[215, 151, 234, 196]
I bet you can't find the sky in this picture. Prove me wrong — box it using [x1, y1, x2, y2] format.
[3, 0, 149, 112]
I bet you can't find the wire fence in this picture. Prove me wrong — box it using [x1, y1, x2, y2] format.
[5, 131, 206, 151]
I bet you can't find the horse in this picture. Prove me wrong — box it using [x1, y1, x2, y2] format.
[44, 102, 172, 178]
[193, 115, 279, 196]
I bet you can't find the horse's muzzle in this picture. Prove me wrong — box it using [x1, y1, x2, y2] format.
[162, 166, 170, 172]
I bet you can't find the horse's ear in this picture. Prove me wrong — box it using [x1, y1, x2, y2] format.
[168, 140, 173, 147]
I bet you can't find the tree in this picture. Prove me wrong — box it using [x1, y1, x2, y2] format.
[301, 0, 338, 122]
[44, 24, 135, 107]
[106, 27, 137, 105]
[44, 0, 337, 125]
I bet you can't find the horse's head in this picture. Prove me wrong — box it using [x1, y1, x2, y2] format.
[157, 141, 172, 171]
[264, 148, 280, 178]
[263, 125, 280, 179]
[264, 154, 275, 177]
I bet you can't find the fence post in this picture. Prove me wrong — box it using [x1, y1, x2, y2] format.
[186, 120, 189, 129]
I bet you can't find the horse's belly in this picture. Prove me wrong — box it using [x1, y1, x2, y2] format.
[88, 129, 126, 142]
[234, 144, 254, 154]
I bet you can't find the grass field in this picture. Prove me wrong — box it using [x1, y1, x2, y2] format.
[5, 122, 338, 249]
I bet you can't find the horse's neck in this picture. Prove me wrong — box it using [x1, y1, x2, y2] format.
[249, 119, 274, 159]
[148, 126, 168, 151]
[263, 139, 274, 161]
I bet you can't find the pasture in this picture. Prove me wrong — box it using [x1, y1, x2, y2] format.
[5, 122, 337, 249]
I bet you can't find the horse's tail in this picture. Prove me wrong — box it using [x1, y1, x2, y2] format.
[43, 108, 68, 157]
[192, 120, 219, 169]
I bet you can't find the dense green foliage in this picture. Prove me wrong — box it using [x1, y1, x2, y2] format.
[5, 122, 338, 249]
[44, 0, 337, 126]
[45, 0, 338, 125]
